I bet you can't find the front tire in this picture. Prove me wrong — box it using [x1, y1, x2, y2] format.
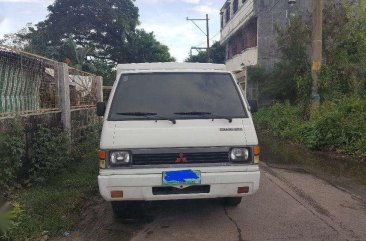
[223, 197, 242, 207]
[111, 201, 139, 218]
[111, 201, 128, 217]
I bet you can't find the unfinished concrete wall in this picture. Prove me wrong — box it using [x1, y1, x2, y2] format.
[255, 0, 312, 70]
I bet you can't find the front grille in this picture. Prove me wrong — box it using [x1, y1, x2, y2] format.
[132, 152, 229, 165]
[152, 185, 210, 195]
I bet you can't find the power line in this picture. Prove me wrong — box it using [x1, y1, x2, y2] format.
[189, 0, 283, 58]
[195, 31, 220, 48]
[267, 0, 281, 13]
[187, 14, 211, 62]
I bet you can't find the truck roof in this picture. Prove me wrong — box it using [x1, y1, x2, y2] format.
[116, 62, 227, 76]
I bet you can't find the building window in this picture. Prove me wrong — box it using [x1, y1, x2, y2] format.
[220, 14, 224, 29]
[233, 0, 239, 14]
[225, 7, 230, 23]
[226, 18, 258, 60]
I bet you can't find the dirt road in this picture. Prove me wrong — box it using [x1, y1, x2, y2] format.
[54, 164, 366, 241]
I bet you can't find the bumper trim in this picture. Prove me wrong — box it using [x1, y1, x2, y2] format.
[98, 166, 260, 201]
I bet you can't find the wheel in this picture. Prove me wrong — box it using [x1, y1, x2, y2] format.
[111, 201, 144, 219]
[223, 197, 242, 207]
[111, 201, 128, 217]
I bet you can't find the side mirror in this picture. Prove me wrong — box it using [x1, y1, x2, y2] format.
[96, 102, 106, 117]
[248, 100, 258, 113]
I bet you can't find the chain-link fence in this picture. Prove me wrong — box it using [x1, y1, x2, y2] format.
[0, 45, 58, 117]
[0, 45, 102, 118]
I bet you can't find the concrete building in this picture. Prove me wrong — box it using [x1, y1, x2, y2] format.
[220, 0, 312, 100]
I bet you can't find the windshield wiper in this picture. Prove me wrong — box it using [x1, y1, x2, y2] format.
[174, 112, 233, 123]
[117, 112, 158, 116]
[116, 112, 176, 124]
[174, 111, 212, 115]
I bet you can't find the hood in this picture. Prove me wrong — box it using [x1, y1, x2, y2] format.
[100, 118, 258, 149]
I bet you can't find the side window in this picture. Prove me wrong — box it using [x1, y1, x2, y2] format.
[225, 7, 230, 23]
[220, 14, 224, 29]
[233, 0, 239, 14]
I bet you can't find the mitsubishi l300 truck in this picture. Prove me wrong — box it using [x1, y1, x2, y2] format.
[96, 63, 260, 216]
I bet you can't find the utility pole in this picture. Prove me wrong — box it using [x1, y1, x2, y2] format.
[206, 14, 210, 62]
[187, 14, 211, 62]
[311, 0, 323, 111]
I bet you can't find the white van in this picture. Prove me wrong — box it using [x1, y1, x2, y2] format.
[96, 63, 260, 215]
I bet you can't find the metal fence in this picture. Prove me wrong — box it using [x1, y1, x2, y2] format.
[0, 45, 101, 118]
[0, 45, 58, 116]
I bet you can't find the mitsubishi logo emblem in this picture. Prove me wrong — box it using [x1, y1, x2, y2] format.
[176, 153, 188, 163]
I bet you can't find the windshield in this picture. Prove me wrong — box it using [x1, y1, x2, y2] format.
[108, 72, 247, 121]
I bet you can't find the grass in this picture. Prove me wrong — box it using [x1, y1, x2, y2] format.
[5, 148, 99, 240]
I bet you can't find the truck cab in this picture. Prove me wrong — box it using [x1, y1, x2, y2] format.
[97, 63, 260, 214]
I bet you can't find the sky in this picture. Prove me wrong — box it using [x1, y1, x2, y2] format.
[0, 0, 223, 62]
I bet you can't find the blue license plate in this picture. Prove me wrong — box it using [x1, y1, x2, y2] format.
[162, 170, 201, 186]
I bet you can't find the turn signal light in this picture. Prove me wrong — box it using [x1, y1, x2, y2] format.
[237, 186, 250, 194]
[98, 150, 106, 160]
[253, 145, 261, 156]
[111, 191, 123, 198]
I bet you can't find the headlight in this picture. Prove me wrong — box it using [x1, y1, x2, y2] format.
[110, 151, 131, 166]
[230, 148, 250, 162]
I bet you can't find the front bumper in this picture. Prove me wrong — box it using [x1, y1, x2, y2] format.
[98, 165, 260, 201]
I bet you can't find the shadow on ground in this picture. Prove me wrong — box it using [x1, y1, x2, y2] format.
[52, 196, 223, 241]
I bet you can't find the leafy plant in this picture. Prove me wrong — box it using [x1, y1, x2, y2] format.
[321, 0, 366, 100]
[254, 97, 366, 157]
[6, 123, 101, 240]
[185, 42, 226, 64]
[252, 16, 311, 104]
[0, 202, 22, 240]
[61, 38, 96, 72]
[0, 119, 25, 189]
[30, 127, 71, 182]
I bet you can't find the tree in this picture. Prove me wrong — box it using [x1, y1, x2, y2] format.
[61, 38, 95, 72]
[22, 0, 138, 62]
[0, 23, 34, 50]
[321, 0, 366, 99]
[127, 30, 176, 63]
[20, 0, 175, 64]
[9, 0, 176, 85]
[185, 42, 225, 64]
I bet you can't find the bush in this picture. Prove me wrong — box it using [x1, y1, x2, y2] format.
[254, 102, 307, 140]
[71, 121, 101, 160]
[0, 119, 26, 189]
[254, 97, 366, 157]
[302, 97, 366, 155]
[30, 127, 71, 182]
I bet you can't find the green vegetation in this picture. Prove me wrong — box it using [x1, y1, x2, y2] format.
[1, 0, 175, 86]
[0, 203, 22, 240]
[252, 1, 366, 158]
[6, 152, 98, 240]
[185, 42, 226, 64]
[30, 127, 71, 182]
[249, 16, 311, 105]
[0, 119, 25, 190]
[0, 123, 101, 240]
[254, 97, 366, 157]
